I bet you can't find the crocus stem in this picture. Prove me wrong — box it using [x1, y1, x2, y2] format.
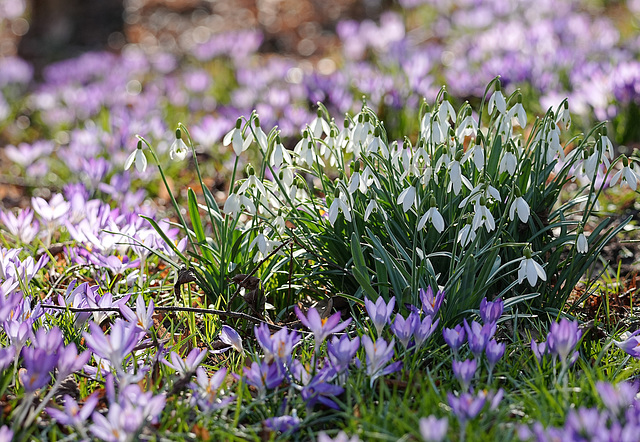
[23, 378, 62, 428]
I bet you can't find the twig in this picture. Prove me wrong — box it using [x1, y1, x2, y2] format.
[40, 304, 291, 330]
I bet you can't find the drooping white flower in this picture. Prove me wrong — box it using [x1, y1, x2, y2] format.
[328, 190, 352, 226]
[456, 114, 478, 142]
[223, 118, 252, 156]
[499, 150, 518, 175]
[509, 196, 530, 223]
[270, 136, 292, 169]
[238, 173, 266, 197]
[556, 102, 571, 130]
[488, 89, 507, 115]
[418, 205, 445, 232]
[471, 142, 484, 171]
[508, 102, 527, 128]
[309, 111, 331, 139]
[610, 157, 640, 191]
[472, 203, 495, 232]
[223, 193, 256, 216]
[364, 198, 387, 222]
[251, 120, 268, 152]
[545, 126, 564, 164]
[124, 141, 148, 173]
[517, 248, 547, 286]
[576, 232, 588, 254]
[458, 222, 476, 247]
[360, 166, 380, 193]
[447, 160, 472, 196]
[397, 186, 417, 213]
[169, 132, 188, 161]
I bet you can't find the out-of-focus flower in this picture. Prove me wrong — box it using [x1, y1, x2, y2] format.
[364, 296, 395, 337]
[595, 381, 638, 417]
[443, 324, 466, 355]
[264, 413, 301, 433]
[614, 330, 640, 358]
[452, 358, 477, 392]
[419, 415, 448, 442]
[531, 340, 547, 362]
[547, 318, 582, 362]
[318, 431, 361, 442]
[486, 339, 506, 372]
[243, 360, 284, 395]
[47, 393, 98, 428]
[447, 392, 486, 425]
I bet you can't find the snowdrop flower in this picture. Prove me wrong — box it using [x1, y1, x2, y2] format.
[456, 113, 478, 142]
[237, 166, 266, 196]
[364, 198, 386, 222]
[508, 95, 527, 128]
[223, 193, 256, 216]
[169, 129, 188, 161]
[447, 155, 471, 196]
[610, 156, 640, 191]
[600, 128, 614, 159]
[124, 140, 148, 173]
[517, 247, 546, 286]
[499, 149, 518, 175]
[458, 220, 476, 247]
[545, 126, 564, 164]
[223, 118, 251, 156]
[251, 117, 268, 152]
[556, 101, 571, 131]
[328, 189, 352, 226]
[270, 135, 292, 169]
[488, 84, 506, 115]
[582, 148, 609, 181]
[309, 109, 331, 138]
[472, 202, 495, 232]
[576, 231, 588, 254]
[418, 197, 445, 232]
[509, 190, 530, 223]
[471, 140, 484, 171]
[397, 185, 416, 213]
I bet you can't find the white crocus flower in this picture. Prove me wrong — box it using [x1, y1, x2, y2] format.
[576, 232, 588, 254]
[328, 190, 352, 225]
[499, 150, 518, 175]
[124, 142, 148, 173]
[517, 248, 547, 286]
[418, 204, 445, 232]
[223, 119, 252, 156]
[397, 186, 417, 213]
[509, 196, 530, 223]
[488, 89, 507, 115]
[610, 157, 640, 191]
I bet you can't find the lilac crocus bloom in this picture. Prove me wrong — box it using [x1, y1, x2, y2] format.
[362, 335, 402, 387]
[162, 348, 208, 375]
[419, 415, 448, 442]
[531, 339, 547, 362]
[613, 330, 640, 358]
[364, 296, 395, 336]
[120, 294, 154, 332]
[452, 358, 477, 392]
[254, 323, 300, 367]
[301, 370, 345, 410]
[295, 306, 351, 351]
[419, 286, 445, 318]
[447, 391, 486, 425]
[595, 381, 638, 416]
[464, 319, 496, 358]
[443, 324, 466, 355]
[47, 393, 98, 428]
[0, 426, 12, 442]
[547, 318, 582, 362]
[391, 312, 418, 349]
[83, 319, 141, 372]
[20, 347, 58, 392]
[90, 402, 142, 442]
[190, 367, 234, 412]
[327, 334, 360, 373]
[0, 347, 15, 371]
[243, 360, 284, 395]
[479, 297, 504, 324]
[264, 413, 301, 433]
[414, 315, 439, 350]
[485, 339, 506, 371]
[57, 343, 91, 378]
[219, 325, 244, 354]
[0, 208, 39, 244]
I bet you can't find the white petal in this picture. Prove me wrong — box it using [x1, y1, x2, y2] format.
[124, 150, 137, 171]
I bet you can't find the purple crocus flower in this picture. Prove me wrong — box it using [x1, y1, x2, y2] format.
[162, 348, 208, 375]
[327, 334, 360, 374]
[57, 343, 91, 379]
[20, 347, 58, 392]
[254, 323, 300, 367]
[547, 318, 582, 362]
[264, 414, 301, 433]
[295, 306, 351, 351]
[83, 319, 141, 373]
[90, 402, 143, 442]
[364, 296, 395, 336]
[47, 393, 98, 428]
[419, 415, 448, 442]
[301, 369, 345, 410]
[243, 360, 284, 395]
[190, 366, 234, 413]
[595, 381, 638, 416]
[452, 358, 477, 392]
[0, 426, 12, 442]
[486, 339, 506, 371]
[447, 391, 486, 425]
[362, 335, 402, 387]
[614, 330, 640, 358]
[414, 315, 439, 350]
[443, 324, 467, 355]
[419, 286, 445, 318]
[0, 208, 39, 244]
[219, 325, 244, 354]
[479, 297, 504, 324]
[391, 312, 418, 349]
[0, 346, 15, 371]
[120, 294, 154, 332]
[531, 339, 547, 362]
[464, 319, 496, 358]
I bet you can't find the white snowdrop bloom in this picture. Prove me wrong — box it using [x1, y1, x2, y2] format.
[249, 231, 282, 262]
[545, 127, 564, 164]
[418, 206, 445, 232]
[447, 161, 465, 196]
[556, 103, 571, 130]
[517, 250, 547, 286]
[238, 174, 266, 196]
[364, 199, 387, 222]
[359, 166, 380, 193]
[348, 171, 360, 195]
[270, 138, 292, 169]
[397, 186, 417, 213]
[600, 132, 614, 159]
[124, 142, 148, 173]
[488, 90, 507, 115]
[472, 143, 484, 171]
[472, 203, 495, 232]
[458, 223, 476, 247]
[169, 137, 188, 161]
[252, 122, 268, 153]
[328, 191, 352, 225]
[499, 151, 518, 175]
[223, 193, 256, 216]
[272, 214, 286, 235]
[456, 115, 478, 142]
[438, 99, 456, 124]
[509, 196, 530, 223]
[508, 102, 527, 128]
[352, 114, 373, 145]
[223, 119, 252, 156]
[309, 112, 331, 138]
[576, 232, 588, 254]
[610, 158, 640, 191]
[582, 149, 610, 182]
[458, 184, 500, 209]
